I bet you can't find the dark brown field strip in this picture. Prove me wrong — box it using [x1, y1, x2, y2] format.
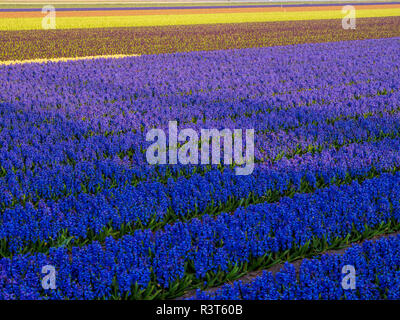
[1, 4, 400, 18]
[1, 16, 400, 62]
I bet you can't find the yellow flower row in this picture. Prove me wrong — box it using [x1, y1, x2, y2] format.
[2, 8, 400, 31]
[0, 54, 141, 65]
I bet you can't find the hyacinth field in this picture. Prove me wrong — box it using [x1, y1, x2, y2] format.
[2, 1, 400, 303]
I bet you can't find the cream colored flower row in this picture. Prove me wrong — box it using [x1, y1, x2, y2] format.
[0, 54, 140, 65]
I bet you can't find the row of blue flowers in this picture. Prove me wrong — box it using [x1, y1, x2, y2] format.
[190, 233, 400, 300]
[1, 171, 400, 299]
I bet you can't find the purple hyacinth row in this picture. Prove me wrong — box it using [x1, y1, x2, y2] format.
[1, 38, 399, 133]
[1, 81, 398, 175]
[0, 38, 399, 174]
